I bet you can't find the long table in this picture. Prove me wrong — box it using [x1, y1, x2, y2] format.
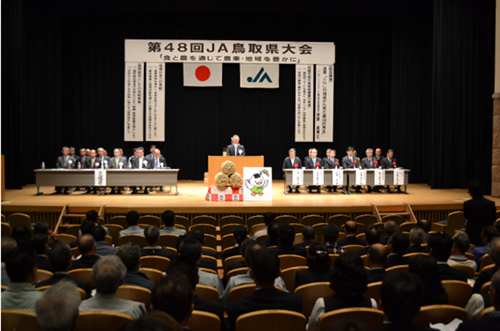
[34, 169, 180, 195]
[283, 169, 410, 194]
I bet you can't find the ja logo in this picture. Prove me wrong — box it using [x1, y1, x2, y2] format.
[247, 67, 272, 83]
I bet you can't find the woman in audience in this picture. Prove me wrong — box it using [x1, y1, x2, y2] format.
[307, 253, 376, 331]
[295, 242, 333, 288]
[408, 254, 449, 306]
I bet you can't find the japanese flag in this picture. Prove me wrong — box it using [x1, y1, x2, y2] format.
[183, 63, 222, 87]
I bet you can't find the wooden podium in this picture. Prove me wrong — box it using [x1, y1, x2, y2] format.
[208, 156, 264, 186]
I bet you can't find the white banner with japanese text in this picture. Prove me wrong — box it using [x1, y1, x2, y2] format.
[94, 170, 107, 186]
[331, 169, 343, 186]
[240, 64, 279, 88]
[393, 169, 405, 185]
[315, 64, 334, 142]
[146, 63, 165, 141]
[124, 62, 144, 141]
[373, 169, 386, 185]
[295, 65, 314, 142]
[126, 40, 335, 65]
[292, 169, 304, 186]
[312, 169, 324, 185]
[355, 169, 367, 185]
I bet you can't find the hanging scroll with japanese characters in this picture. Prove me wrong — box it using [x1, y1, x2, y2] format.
[124, 62, 144, 141]
[145, 63, 165, 141]
[315, 64, 334, 142]
[295, 64, 314, 142]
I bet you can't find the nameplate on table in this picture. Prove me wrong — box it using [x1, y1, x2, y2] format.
[373, 169, 385, 185]
[312, 169, 324, 185]
[331, 169, 343, 185]
[355, 169, 367, 185]
[94, 169, 107, 186]
[292, 169, 304, 185]
[393, 168, 405, 185]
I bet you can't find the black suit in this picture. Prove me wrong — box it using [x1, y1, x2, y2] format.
[305, 157, 323, 193]
[199, 259, 217, 273]
[405, 244, 428, 254]
[36, 255, 54, 272]
[227, 287, 303, 331]
[361, 157, 376, 169]
[35, 272, 92, 298]
[337, 235, 366, 247]
[367, 268, 387, 284]
[223, 246, 242, 262]
[140, 247, 174, 260]
[193, 295, 225, 331]
[378, 322, 439, 331]
[272, 246, 307, 259]
[147, 155, 168, 168]
[456, 315, 500, 331]
[295, 240, 314, 249]
[96, 156, 111, 169]
[56, 156, 77, 169]
[295, 269, 334, 289]
[70, 255, 100, 270]
[79, 156, 91, 169]
[384, 254, 410, 269]
[438, 263, 468, 282]
[342, 155, 359, 169]
[473, 266, 498, 293]
[226, 144, 245, 156]
[464, 197, 497, 246]
[282, 157, 303, 192]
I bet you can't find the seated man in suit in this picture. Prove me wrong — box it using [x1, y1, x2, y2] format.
[116, 242, 155, 291]
[448, 232, 477, 271]
[337, 221, 366, 247]
[464, 180, 497, 246]
[79, 255, 146, 319]
[260, 221, 280, 248]
[159, 210, 187, 236]
[190, 230, 217, 273]
[35, 280, 81, 331]
[473, 237, 500, 294]
[361, 148, 377, 193]
[227, 248, 302, 331]
[305, 148, 323, 193]
[417, 219, 432, 234]
[108, 148, 128, 194]
[2, 247, 42, 312]
[272, 224, 307, 258]
[382, 149, 402, 193]
[227, 134, 245, 156]
[1, 237, 17, 286]
[130, 147, 153, 194]
[470, 226, 499, 267]
[355, 224, 382, 257]
[223, 225, 248, 261]
[428, 232, 468, 282]
[35, 244, 91, 298]
[146, 144, 157, 159]
[119, 211, 144, 237]
[296, 226, 316, 249]
[295, 242, 333, 289]
[282, 148, 302, 193]
[251, 212, 276, 240]
[142, 226, 174, 259]
[94, 226, 118, 257]
[29, 233, 54, 272]
[78, 147, 89, 169]
[380, 220, 399, 245]
[55, 146, 77, 194]
[323, 224, 346, 254]
[70, 234, 100, 270]
[405, 226, 429, 254]
[367, 243, 389, 283]
[385, 232, 410, 269]
[84, 149, 100, 194]
[323, 148, 340, 192]
[148, 148, 168, 192]
[378, 272, 437, 331]
[341, 146, 361, 194]
[96, 147, 110, 169]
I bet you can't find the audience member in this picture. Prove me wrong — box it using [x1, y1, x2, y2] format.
[323, 224, 346, 254]
[142, 226, 174, 259]
[384, 232, 410, 268]
[307, 253, 376, 331]
[405, 226, 429, 254]
[251, 212, 275, 240]
[227, 248, 302, 331]
[428, 232, 467, 282]
[417, 219, 432, 234]
[295, 242, 333, 288]
[117, 311, 181, 331]
[1, 237, 17, 286]
[409, 255, 449, 306]
[321, 319, 372, 331]
[33, 221, 58, 244]
[35, 244, 91, 298]
[448, 232, 477, 270]
[465, 268, 500, 321]
[337, 221, 365, 246]
[2, 247, 42, 311]
[70, 234, 100, 270]
[159, 210, 186, 236]
[367, 243, 388, 283]
[272, 224, 307, 258]
[30, 233, 54, 272]
[116, 242, 155, 291]
[35, 280, 81, 331]
[473, 237, 500, 293]
[261, 221, 280, 247]
[119, 211, 143, 237]
[355, 224, 382, 257]
[191, 229, 217, 258]
[464, 180, 497, 246]
[151, 275, 194, 328]
[11, 224, 32, 247]
[70, 221, 97, 248]
[470, 226, 499, 267]
[225, 239, 254, 276]
[223, 225, 248, 261]
[380, 221, 398, 245]
[94, 226, 117, 256]
[296, 226, 316, 249]
[79, 255, 146, 319]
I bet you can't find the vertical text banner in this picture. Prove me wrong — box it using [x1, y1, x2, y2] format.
[124, 62, 144, 141]
[146, 63, 165, 141]
[295, 64, 314, 142]
[315, 64, 334, 142]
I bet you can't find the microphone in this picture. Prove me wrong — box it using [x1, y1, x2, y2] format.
[392, 161, 397, 168]
[316, 162, 320, 169]
[294, 163, 299, 169]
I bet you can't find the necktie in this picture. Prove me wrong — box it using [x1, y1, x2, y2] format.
[82, 158, 85, 169]
[156, 158, 159, 169]
[116, 159, 119, 168]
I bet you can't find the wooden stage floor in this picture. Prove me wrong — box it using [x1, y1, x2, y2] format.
[2, 181, 499, 214]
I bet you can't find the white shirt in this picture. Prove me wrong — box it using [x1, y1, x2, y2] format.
[138, 157, 143, 169]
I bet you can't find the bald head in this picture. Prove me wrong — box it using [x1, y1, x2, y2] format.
[344, 221, 357, 235]
[368, 243, 388, 267]
[78, 234, 96, 255]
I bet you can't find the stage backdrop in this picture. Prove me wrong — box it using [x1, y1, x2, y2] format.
[2, 0, 495, 194]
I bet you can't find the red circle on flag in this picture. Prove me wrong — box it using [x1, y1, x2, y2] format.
[195, 66, 211, 82]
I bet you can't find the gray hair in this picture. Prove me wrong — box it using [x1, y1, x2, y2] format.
[366, 148, 373, 153]
[232, 135, 240, 140]
[309, 148, 318, 153]
[452, 232, 470, 254]
[92, 255, 127, 294]
[35, 280, 81, 331]
[288, 148, 296, 154]
[410, 227, 428, 245]
[97, 147, 104, 152]
[144, 225, 161, 246]
[116, 242, 141, 271]
[488, 237, 500, 266]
